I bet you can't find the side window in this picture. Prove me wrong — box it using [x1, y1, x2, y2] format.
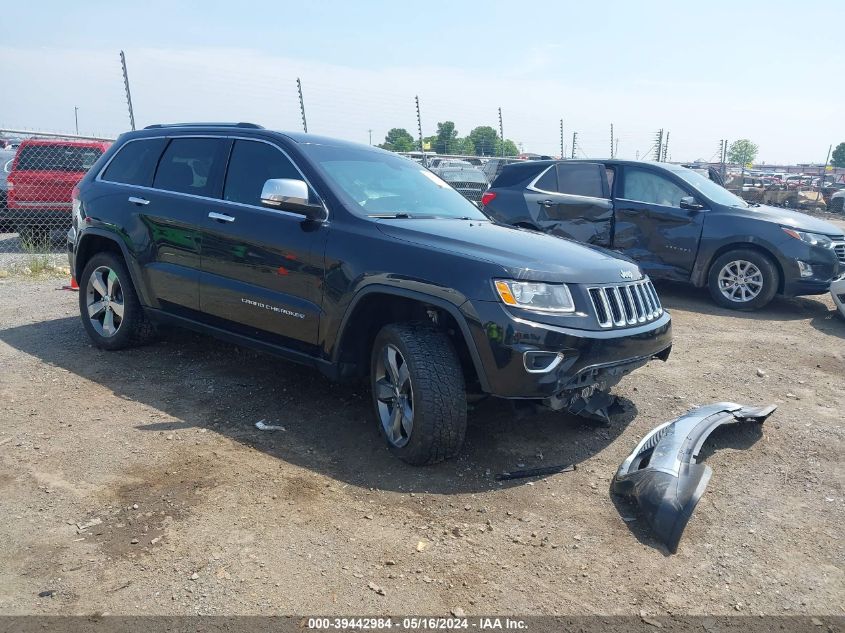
[533, 166, 557, 192]
[555, 163, 607, 198]
[622, 168, 688, 207]
[223, 140, 304, 207]
[153, 138, 225, 197]
[605, 167, 615, 194]
[102, 138, 167, 186]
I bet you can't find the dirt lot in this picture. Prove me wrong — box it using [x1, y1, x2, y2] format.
[0, 274, 842, 617]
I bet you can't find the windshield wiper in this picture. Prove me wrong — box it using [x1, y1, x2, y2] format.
[367, 212, 414, 219]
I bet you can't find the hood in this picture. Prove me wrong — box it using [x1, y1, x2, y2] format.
[376, 218, 642, 284]
[739, 204, 845, 236]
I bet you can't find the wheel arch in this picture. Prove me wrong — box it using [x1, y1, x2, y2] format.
[698, 242, 785, 294]
[75, 230, 151, 305]
[332, 286, 490, 392]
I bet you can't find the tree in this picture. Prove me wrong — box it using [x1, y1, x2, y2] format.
[728, 139, 759, 173]
[434, 121, 458, 154]
[468, 126, 499, 156]
[832, 142, 845, 168]
[379, 128, 415, 152]
[456, 137, 476, 155]
[497, 139, 520, 157]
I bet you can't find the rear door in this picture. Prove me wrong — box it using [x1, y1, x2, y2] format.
[198, 138, 326, 350]
[141, 136, 229, 313]
[612, 165, 705, 280]
[523, 162, 613, 245]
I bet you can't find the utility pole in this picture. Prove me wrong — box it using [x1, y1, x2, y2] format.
[610, 123, 614, 159]
[415, 95, 425, 164]
[74, 107, 79, 135]
[498, 107, 504, 157]
[821, 144, 832, 185]
[571, 132, 578, 159]
[368, 129, 372, 146]
[119, 50, 136, 131]
[560, 119, 564, 159]
[296, 78, 308, 133]
[654, 129, 664, 161]
[662, 131, 670, 162]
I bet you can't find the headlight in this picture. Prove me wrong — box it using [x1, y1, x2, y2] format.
[782, 228, 834, 249]
[494, 280, 575, 313]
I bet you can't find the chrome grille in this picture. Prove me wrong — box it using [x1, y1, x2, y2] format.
[834, 242, 845, 266]
[588, 279, 663, 328]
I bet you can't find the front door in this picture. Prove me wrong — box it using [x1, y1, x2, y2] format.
[199, 138, 327, 351]
[523, 162, 613, 246]
[612, 165, 706, 281]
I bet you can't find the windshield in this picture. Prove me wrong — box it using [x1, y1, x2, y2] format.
[301, 144, 488, 219]
[670, 165, 748, 208]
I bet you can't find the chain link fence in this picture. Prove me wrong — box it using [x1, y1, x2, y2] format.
[0, 130, 113, 258]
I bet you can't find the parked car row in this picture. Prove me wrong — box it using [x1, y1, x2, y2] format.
[0, 121, 830, 468]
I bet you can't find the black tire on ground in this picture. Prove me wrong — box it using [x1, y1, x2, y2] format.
[707, 248, 779, 311]
[370, 322, 467, 465]
[78, 251, 156, 350]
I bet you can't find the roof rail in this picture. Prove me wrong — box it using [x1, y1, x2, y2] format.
[143, 122, 264, 130]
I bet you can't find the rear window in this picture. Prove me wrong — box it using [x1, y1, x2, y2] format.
[556, 163, 607, 198]
[491, 163, 549, 188]
[102, 138, 167, 186]
[153, 138, 226, 197]
[16, 144, 103, 172]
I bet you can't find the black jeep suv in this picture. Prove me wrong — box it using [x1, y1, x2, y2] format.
[68, 123, 672, 465]
[483, 160, 845, 310]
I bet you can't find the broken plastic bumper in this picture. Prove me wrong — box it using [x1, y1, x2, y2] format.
[611, 402, 776, 553]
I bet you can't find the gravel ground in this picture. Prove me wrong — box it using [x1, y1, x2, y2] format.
[0, 276, 842, 617]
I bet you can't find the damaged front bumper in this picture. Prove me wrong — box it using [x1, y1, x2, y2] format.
[611, 402, 776, 552]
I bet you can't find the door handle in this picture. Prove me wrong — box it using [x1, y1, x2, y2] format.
[208, 212, 236, 223]
[537, 199, 554, 208]
[128, 196, 149, 206]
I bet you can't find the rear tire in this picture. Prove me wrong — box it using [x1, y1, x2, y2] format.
[707, 249, 779, 311]
[370, 322, 467, 465]
[78, 251, 156, 350]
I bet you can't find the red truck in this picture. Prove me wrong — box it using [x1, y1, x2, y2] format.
[5, 139, 111, 244]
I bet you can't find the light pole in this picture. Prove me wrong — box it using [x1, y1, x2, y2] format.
[74, 107, 79, 135]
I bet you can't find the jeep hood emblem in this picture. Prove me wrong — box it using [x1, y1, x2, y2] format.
[620, 270, 634, 280]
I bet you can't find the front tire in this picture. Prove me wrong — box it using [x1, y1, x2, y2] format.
[370, 322, 467, 465]
[79, 252, 156, 350]
[707, 249, 779, 311]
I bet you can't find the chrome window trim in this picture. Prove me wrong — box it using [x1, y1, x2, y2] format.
[525, 165, 558, 195]
[95, 134, 328, 221]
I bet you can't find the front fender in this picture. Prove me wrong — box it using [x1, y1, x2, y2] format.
[330, 282, 490, 392]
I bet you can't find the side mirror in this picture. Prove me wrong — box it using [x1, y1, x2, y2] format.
[679, 196, 705, 211]
[260, 178, 326, 220]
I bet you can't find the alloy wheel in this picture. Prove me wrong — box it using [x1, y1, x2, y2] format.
[86, 265, 125, 337]
[717, 260, 764, 303]
[374, 344, 414, 448]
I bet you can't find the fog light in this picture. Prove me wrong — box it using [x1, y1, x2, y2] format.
[797, 261, 813, 278]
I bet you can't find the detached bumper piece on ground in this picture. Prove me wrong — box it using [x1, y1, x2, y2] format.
[612, 402, 777, 553]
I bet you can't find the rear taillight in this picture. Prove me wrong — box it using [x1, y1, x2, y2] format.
[71, 186, 82, 228]
[481, 191, 497, 206]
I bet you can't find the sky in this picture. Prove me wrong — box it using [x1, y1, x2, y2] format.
[2, 0, 843, 164]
